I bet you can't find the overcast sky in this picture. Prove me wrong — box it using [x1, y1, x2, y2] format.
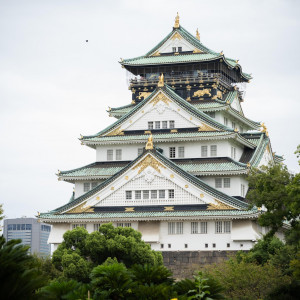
[1, 0, 299, 220]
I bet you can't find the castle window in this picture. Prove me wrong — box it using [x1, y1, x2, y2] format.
[143, 190, 149, 199]
[232, 122, 236, 129]
[241, 184, 245, 197]
[215, 178, 222, 188]
[155, 121, 160, 129]
[172, 47, 176, 52]
[215, 221, 223, 233]
[210, 145, 217, 156]
[126, 191, 132, 200]
[151, 190, 157, 199]
[227, 243, 230, 248]
[178, 47, 182, 52]
[135, 190, 141, 200]
[117, 223, 131, 228]
[205, 243, 208, 248]
[168, 222, 183, 235]
[191, 222, 207, 234]
[169, 120, 175, 129]
[224, 178, 231, 188]
[168, 189, 174, 198]
[191, 222, 198, 234]
[185, 243, 188, 248]
[178, 146, 185, 158]
[72, 224, 86, 229]
[138, 148, 143, 156]
[213, 243, 216, 248]
[169, 147, 176, 158]
[107, 149, 113, 161]
[168, 244, 171, 248]
[116, 149, 122, 160]
[94, 224, 101, 231]
[201, 146, 208, 157]
[159, 190, 165, 199]
[84, 183, 90, 192]
[224, 221, 231, 233]
[162, 121, 168, 129]
[224, 117, 228, 126]
[148, 121, 153, 130]
[200, 222, 207, 234]
[161, 244, 164, 249]
[231, 147, 236, 160]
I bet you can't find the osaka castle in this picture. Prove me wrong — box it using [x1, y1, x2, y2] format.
[40, 14, 284, 252]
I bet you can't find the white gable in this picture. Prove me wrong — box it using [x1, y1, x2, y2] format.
[154, 32, 201, 55]
[231, 95, 242, 113]
[258, 145, 273, 167]
[69, 153, 235, 213]
[108, 90, 217, 133]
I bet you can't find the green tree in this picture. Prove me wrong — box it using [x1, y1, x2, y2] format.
[0, 204, 4, 231]
[0, 236, 46, 299]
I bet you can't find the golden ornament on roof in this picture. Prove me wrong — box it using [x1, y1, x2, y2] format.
[158, 73, 164, 87]
[261, 122, 269, 136]
[174, 12, 180, 28]
[196, 28, 200, 40]
[145, 134, 154, 150]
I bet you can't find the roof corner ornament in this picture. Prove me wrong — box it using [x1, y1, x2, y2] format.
[145, 134, 154, 150]
[235, 59, 239, 64]
[261, 122, 269, 136]
[247, 162, 251, 168]
[158, 73, 164, 87]
[174, 12, 180, 28]
[196, 28, 200, 40]
[220, 50, 224, 55]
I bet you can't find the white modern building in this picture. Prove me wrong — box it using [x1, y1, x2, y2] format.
[40, 15, 284, 252]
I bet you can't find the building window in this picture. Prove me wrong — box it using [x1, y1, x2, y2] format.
[191, 222, 207, 234]
[191, 222, 198, 234]
[210, 145, 217, 156]
[168, 189, 174, 198]
[126, 191, 132, 200]
[178, 46, 182, 52]
[213, 243, 216, 248]
[200, 222, 207, 234]
[168, 222, 183, 235]
[205, 243, 208, 248]
[138, 148, 143, 156]
[26, 224, 32, 230]
[227, 243, 230, 248]
[117, 223, 131, 228]
[215, 178, 222, 188]
[232, 122, 236, 129]
[151, 190, 157, 199]
[241, 184, 245, 197]
[201, 145, 208, 157]
[161, 244, 164, 249]
[224, 117, 228, 126]
[116, 149, 122, 160]
[143, 190, 149, 199]
[215, 221, 223, 233]
[172, 47, 176, 52]
[178, 146, 185, 158]
[162, 121, 168, 129]
[168, 244, 171, 248]
[159, 190, 165, 199]
[94, 224, 101, 231]
[91, 182, 98, 189]
[224, 178, 231, 188]
[107, 149, 113, 161]
[84, 183, 90, 192]
[240, 244, 243, 247]
[135, 190, 141, 200]
[224, 221, 231, 233]
[41, 225, 51, 232]
[169, 120, 175, 129]
[72, 224, 86, 229]
[155, 121, 160, 129]
[231, 147, 236, 160]
[184, 243, 188, 248]
[169, 147, 176, 158]
[148, 121, 153, 130]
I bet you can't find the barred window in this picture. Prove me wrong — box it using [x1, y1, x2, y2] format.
[215, 221, 222, 233]
[224, 117, 228, 126]
[232, 122, 236, 129]
[231, 147, 236, 160]
[201, 145, 208, 157]
[215, 178, 222, 188]
[169, 147, 176, 158]
[224, 178, 231, 188]
[178, 46, 182, 52]
[84, 183, 90, 192]
[143, 190, 149, 199]
[168, 222, 183, 235]
[191, 222, 198, 234]
[117, 223, 131, 227]
[200, 222, 207, 234]
[126, 191, 132, 200]
[151, 190, 157, 199]
[138, 148, 143, 156]
[159, 190, 165, 199]
[210, 145, 217, 156]
[172, 47, 176, 52]
[155, 121, 160, 129]
[107, 149, 113, 161]
[72, 224, 86, 229]
[241, 184, 245, 197]
[168, 189, 174, 199]
[178, 146, 185, 158]
[94, 224, 101, 231]
[116, 149, 122, 160]
[135, 190, 141, 199]
[162, 121, 168, 129]
[224, 221, 231, 233]
[169, 120, 175, 129]
[148, 122, 153, 130]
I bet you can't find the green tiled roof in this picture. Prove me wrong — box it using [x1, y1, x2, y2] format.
[40, 209, 259, 220]
[248, 134, 270, 167]
[121, 26, 251, 81]
[59, 158, 248, 180]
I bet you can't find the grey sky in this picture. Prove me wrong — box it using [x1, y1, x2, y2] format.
[1, 0, 299, 220]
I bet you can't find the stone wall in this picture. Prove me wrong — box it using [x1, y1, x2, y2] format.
[162, 251, 239, 279]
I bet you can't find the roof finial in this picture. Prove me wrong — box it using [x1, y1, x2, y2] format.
[158, 73, 164, 87]
[145, 134, 153, 150]
[261, 122, 269, 136]
[196, 28, 200, 40]
[174, 12, 180, 28]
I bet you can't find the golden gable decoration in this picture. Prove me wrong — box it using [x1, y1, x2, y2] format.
[105, 126, 124, 136]
[149, 92, 170, 106]
[198, 124, 216, 132]
[207, 199, 235, 210]
[193, 89, 211, 97]
[66, 201, 94, 214]
[133, 154, 166, 174]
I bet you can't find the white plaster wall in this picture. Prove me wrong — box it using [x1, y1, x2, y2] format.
[200, 176, 248, 197]
[48, 223, 70, 244]
[231, 220, 260, 241]
[258, 147, 273, 167]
